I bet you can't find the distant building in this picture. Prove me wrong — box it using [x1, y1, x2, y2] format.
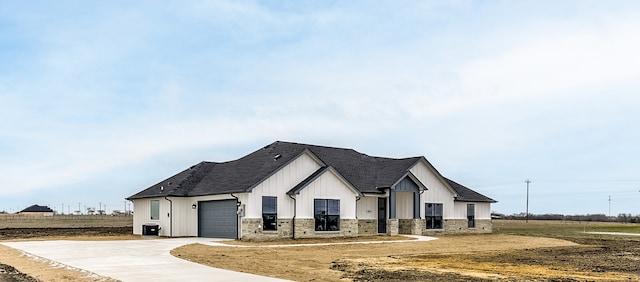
[19, 205, 54, 216]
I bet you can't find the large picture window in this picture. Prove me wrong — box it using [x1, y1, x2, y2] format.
[262, 196, 277, 231]
[314, 199, 340, 231]
[150, 200, 160, 220]
[467, 204, 475, 228]
[425, 203, 443, 229]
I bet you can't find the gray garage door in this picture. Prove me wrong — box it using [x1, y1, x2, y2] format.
[198, 200, 237, 238]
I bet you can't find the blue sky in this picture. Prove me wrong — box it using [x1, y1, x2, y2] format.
[1, 1, 639, 215]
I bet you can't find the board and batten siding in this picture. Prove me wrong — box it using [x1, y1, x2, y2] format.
[396, 192, 414, 219]
[131, 199, 147, 235]
[409, 161, 456, 219]
[356, 194, 387, 220]
[167, 197, 197, 237]
[132, 197, 171, 236]
[246, 152, 322, 219]
[295, 170, 358, 219]
[453, 202, 491, 219]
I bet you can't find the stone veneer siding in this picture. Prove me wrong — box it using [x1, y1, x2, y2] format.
[358, 219, 378, 235]
[242, 218, 492, 240]
[292, 218, 358, 239]
[422, 219, 493, 235]
[399, 219, 425, 235]
[241, 218, 293, 241]
[398, 219, 411, 234]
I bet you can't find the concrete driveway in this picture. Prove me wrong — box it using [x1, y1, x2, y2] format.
[2, 238, 289, 282]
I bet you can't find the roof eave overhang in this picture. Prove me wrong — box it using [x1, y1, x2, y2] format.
[454, 198, 498, 203]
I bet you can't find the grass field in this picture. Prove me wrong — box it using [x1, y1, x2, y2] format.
[494, 219, 640, 239]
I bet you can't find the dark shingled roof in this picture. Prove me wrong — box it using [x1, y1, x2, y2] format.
[128, 141, 494, 203]
[445, 178, 496, 203]
[21, 205, 54, 213]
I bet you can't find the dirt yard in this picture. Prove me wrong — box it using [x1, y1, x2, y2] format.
[0, 262, 38, 282]
[0, 227, 133, 241]
[171, 233, 640, 281]
[0, 216, 132, 282]
[0, 227, 132, 282]
[1, 219, 640, 281]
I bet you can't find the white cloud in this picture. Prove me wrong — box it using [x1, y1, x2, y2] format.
[2, 1, 640, 214]
[460, 13, 640, 99]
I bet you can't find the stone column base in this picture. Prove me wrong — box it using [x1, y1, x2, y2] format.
[386, 218, 399, 236]
[411, 219, 425, 235]
[399, 219, 425, 235]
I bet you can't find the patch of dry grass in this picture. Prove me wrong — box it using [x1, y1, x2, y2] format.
[171, 234, 578, 282]
[0, 215, 132, 229]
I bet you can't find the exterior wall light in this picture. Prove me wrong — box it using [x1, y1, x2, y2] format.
[191, 203, 197, 209]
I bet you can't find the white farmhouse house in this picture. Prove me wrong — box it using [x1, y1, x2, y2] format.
[127, 141, 496, 239]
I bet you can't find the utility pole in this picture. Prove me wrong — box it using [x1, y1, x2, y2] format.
[525, 179, 531, 223]
[608, 196, 611, 217]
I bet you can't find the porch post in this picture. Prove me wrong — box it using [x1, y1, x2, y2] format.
[413, 192, 420, 219]
[389, 190, 396, 219]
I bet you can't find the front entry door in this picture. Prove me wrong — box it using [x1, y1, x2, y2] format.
[378, 198, 387, 234]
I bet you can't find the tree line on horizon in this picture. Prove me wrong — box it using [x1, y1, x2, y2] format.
[493, 212, 640, 223]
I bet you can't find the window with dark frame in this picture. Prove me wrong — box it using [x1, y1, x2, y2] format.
[314, 199, 340, 231]
[150, 200, 160, 220]
[425, 203, 443, 229]
[262, 196, 277, 231]
[467, 203, 475, 228]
